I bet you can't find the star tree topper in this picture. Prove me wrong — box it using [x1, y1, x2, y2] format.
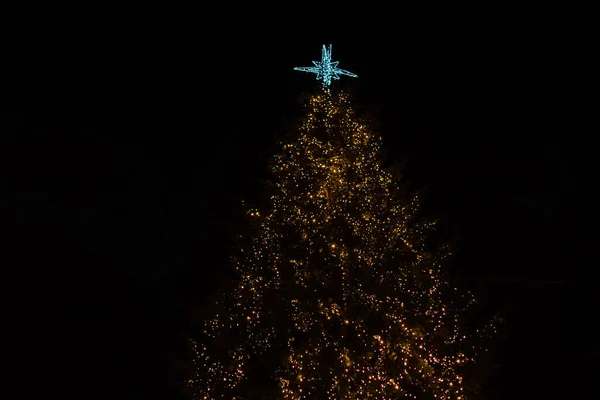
[294, 44, 357, 88]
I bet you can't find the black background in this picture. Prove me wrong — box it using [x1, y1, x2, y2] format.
[2, 9, 596, 399]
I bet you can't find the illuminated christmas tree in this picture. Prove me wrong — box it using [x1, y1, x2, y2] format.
[185, 87, 497, 399]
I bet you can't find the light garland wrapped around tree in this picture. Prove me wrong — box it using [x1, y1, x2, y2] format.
[186, 88, 498, 399]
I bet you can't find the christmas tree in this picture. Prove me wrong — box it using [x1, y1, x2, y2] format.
[185, 47, 497, 398]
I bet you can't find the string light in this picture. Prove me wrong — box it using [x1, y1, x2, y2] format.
[294, 44, 358, 88]
[187, 90, 497, 399]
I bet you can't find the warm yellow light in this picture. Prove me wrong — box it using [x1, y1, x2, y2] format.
[188, 90, 497, 400]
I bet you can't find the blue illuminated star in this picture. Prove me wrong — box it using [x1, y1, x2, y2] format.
[294, 44, 357, 88]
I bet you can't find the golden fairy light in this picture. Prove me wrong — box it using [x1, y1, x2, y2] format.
[186, 90, 497, 399]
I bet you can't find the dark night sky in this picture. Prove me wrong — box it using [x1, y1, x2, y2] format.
[3, 11, 596, 399]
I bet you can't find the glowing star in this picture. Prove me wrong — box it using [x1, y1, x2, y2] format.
[294, 44, 357, 87]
